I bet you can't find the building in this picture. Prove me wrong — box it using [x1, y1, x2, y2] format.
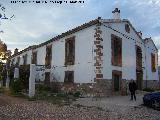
[158, 66, 160, 80]
[8, 8, 159, 95]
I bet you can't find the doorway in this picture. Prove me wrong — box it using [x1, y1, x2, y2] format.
[112, 71, 122, 92]
[136, 45, 143, 90]
[136, 72, 143, 90]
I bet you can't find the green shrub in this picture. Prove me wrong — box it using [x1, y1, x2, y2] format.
[56, 92, 68, 98]
[73, 91, 81, 97]
[35, 91, 49, 100]
[36, 84, 51, 93]
[10, 78, 24, 94]
[143, 88, 155, 92]
[50, 82, 61, 93]
[0, 87, 4, 93]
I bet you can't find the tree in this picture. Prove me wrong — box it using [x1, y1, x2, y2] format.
[0, 40, 11, 62]
[0, 3, 14, 62]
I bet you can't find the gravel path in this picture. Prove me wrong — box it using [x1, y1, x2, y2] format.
[73, 94, 160, 120]
[0, 94, 159, 120]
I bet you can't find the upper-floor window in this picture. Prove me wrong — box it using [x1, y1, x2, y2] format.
[32, 51, 37, 65]
[65, 36, 75, 65]
[125, 24, 130, 33]
[45, 45, 52, 68]
[151, 53, 156, 72]
[11, 58, 15, 66]
[16, 56, 20, 66]
[136, 46, 142, 70]
[23, 54, 27, 65]
[111, 34, 122, 66]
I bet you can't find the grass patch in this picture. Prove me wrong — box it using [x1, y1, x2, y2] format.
[143, 88, 155, 92]
[0, 87, 4, 93]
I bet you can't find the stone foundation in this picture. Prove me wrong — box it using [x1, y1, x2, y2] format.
[48, 79, 129, 97]
[45, 80, 160, 97]
[143, 80, 160, 90]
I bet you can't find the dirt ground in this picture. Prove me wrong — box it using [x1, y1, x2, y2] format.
[0, 94, 159, 120]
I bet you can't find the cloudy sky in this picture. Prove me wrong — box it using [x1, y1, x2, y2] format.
[0, 0, 160, 64]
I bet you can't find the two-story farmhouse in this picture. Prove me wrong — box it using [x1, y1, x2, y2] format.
[8, 8, 159, 95]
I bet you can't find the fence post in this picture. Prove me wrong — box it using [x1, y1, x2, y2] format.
[29, 64, 36, 98]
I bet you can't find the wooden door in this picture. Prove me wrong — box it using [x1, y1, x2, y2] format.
[136, 72, 143, 90]
[112, 71, 122, 92]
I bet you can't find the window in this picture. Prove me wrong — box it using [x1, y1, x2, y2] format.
[16, 56, 20, 66]
[45, 45, 52, 68]
[125, 24, 130, 33]
[32, 51, 37, 65]
[64, 71, 74, 83]
[65, 36, 75, 65]
[23, 54, 27, 65]
[111, 34, 122, 66]
[136, 46, 142, 70]
[151, 53, 156, 72]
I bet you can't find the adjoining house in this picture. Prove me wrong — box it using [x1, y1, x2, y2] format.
[8, 8, 159, 96]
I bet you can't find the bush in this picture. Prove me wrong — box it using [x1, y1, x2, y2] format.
[143, 88, 155, 92]
[73, 91, 81, 97]
[35, 91, 49, 100]
[36, 84, 51, 93]
[50, 82, 61, 93]
[0, 87, 4, 93]
[56, 92, 68, 98]
[10, 78, 24, 94]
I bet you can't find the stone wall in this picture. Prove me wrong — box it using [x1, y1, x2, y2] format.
[48, 79, 129, 97]
[143, 80, 160, 90]
[48, 79, 160, 97]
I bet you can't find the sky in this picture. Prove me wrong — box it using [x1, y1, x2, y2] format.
[0, 0, 160, 64]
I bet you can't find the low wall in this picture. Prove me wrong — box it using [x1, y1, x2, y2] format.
[42, 79, 160, 97]
[143, 80, 160, 90]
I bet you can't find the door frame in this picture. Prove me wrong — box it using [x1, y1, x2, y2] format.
[136, 71, 143, 90]
[112, 70, 122, 92]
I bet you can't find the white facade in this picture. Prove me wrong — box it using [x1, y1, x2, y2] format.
[9, 9, 159, 90]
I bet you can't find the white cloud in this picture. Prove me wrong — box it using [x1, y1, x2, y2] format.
[1, 0, 160, 65]
[1, 0, 97, 51]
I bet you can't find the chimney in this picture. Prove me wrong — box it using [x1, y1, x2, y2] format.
[14, 48, 18, 54]
[112, 8, 120, 19]
[137, 31, 142, 38]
